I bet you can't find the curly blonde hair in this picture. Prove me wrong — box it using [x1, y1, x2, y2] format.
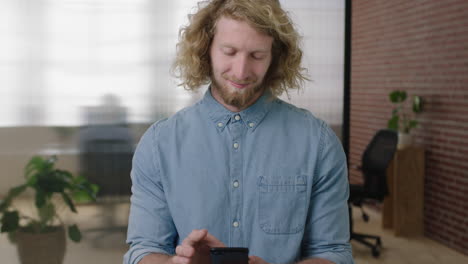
[172, 0, 308, 97]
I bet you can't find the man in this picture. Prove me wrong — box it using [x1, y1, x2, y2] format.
[124, 1, 354, 264]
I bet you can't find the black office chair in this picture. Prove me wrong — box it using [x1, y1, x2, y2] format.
[348, 129, 398, 257]
[78, 131, 134, 247]
[80, 138, 133, 197]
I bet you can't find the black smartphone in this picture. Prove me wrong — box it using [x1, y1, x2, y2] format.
[210, 247, 249, 264]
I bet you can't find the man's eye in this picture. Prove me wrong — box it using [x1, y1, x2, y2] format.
[224, 51, 235, 56]
[252, 54, 265, 60]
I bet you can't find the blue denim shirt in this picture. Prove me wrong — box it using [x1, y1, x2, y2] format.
[124, 89, 354, 264]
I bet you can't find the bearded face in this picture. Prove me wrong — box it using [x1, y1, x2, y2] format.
[209, 16, 273, 112]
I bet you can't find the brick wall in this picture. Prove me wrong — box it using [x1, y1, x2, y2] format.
[350, 0, 468, 255]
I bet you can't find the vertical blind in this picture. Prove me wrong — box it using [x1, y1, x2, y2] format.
[0, 0, 344, 129]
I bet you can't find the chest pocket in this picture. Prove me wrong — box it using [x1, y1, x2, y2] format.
[258, 175, 307, 234]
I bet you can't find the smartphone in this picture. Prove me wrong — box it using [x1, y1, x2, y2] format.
[210, 247, 249, 264]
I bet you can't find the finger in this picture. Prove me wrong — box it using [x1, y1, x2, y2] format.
[182, 229, 208, 246]
[249, 256, 264, 264]
[203, 232, 226, 247]
[172, 255, 190, 264]
[175, 245, 195, 258]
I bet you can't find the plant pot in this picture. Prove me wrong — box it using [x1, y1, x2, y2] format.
[397, 132, 413, 149]
[15, 226, 66, 264]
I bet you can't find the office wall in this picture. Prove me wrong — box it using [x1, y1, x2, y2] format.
[0, 125, 149, 195]
[350, 0, 468, 255]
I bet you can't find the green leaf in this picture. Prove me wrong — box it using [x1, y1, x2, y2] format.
[389, 91, 398, 103]
[72, 175, 87, 185]
[36, 172, 67, 193]
[25, 156, 44, 179]
[71, 190, 93, 203]
[0, 199, 10, 212]
[56, 169, 73, 179]
[1, 211, 19, 233]
[413, 95, 423, 113]
[61, 193, 77, 213]
[90, 184, 99, 197]
[1, 185, 28, 212]
[7, 230, 17, 243]
[387, 116, 399, 131]
[25, 156, 57, 180]
[9, 184, 28, 197]
[84, 183, 99, 200]
[68, 224, 81, 242]
[71, 181, 99, 203]
[27, 173, 38, 187]
[408, 120, 418, 129]
[389, 90, 407, 103]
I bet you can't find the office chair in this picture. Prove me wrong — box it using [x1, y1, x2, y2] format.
[80, 138, 133, 197]
[348, 129, 398, 257]
[79, 131, 134, 247]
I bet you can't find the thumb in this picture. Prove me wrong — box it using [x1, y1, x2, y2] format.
[203, 232, 226, 247]
[182, 229, 208, 246]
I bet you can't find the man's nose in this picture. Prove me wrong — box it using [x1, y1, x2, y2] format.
[232, 55, 250, 81]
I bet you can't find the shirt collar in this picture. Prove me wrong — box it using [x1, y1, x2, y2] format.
[201, 86, 275, 132]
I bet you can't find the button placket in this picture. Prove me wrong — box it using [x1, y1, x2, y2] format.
[228, 120, 244, 246]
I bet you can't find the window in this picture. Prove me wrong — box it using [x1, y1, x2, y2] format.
[0, 0, 344, 131]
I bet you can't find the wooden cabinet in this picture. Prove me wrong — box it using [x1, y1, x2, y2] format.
[382, 146, 425, 236]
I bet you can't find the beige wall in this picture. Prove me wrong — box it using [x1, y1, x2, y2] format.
[0, 125, 149, 195]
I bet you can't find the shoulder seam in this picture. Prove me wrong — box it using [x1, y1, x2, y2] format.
[273, 99, 313, 119]
[148, 119, 168, 180]
[313, 119, 327, 183]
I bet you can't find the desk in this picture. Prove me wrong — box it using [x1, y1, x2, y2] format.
[382, 146, 425, 236]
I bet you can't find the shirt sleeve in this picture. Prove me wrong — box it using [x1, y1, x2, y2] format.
[300, 121, 354, 264]
[123, 120, 177, 264]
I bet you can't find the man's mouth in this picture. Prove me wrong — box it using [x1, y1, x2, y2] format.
[228, 80, 250, 89]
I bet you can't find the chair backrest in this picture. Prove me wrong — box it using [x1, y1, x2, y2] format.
[361, 129, 398, 200]
[80, 138, 134, 197]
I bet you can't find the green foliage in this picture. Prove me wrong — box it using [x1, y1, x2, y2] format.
[1, 211, 19, 232]
[0, 156, 99, 243]
[68, 224, 82, 242]
[389, 90, 407, 103]
[38, 203, 56, 226]
[387, 90, 423, 133]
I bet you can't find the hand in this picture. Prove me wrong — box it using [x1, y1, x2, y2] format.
[172, 229, 225, 264]
[249, 255, 270, 264]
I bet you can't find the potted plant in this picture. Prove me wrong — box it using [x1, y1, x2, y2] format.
[387, 90, 423, 149]
[0, 156, 98, 264]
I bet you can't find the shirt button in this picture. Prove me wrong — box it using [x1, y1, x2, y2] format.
[233, 221, 239, 228]
[249, 122, 255, 128]
[234, 115, 241, 121]
[233, 180, 239, 188]
[217, 122, 223, 127]
[233, 142, 239, 149]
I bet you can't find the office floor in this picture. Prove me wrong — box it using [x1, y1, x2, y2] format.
[351, 207, 468, 263]
[0, 202, 467, 264]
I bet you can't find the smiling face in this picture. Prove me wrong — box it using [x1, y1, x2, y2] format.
[209, 16, 273, 112]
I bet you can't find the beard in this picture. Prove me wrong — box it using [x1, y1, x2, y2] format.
[211, 73, 265, 109]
